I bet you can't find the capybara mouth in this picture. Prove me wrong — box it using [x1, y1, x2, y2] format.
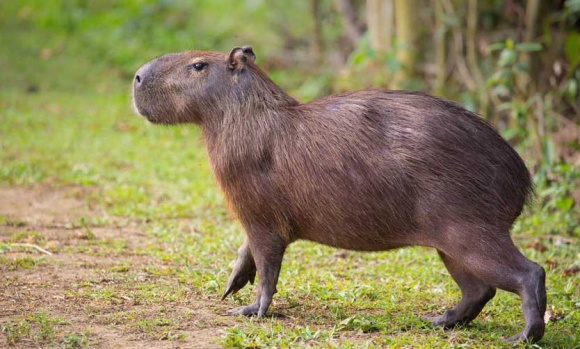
[136, 108, 159, 123]
[132, 94, 159, 123]
[132, 99, 150, 118]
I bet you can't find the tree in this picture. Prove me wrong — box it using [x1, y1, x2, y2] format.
[393, 0, 418, 88]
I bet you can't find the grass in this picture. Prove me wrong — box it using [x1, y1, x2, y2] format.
[1, 5, 579, 348]
[2, 311, 67, 345]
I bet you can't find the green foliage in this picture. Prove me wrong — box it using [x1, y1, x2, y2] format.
[7, 0, 276, 75]
[486, 39, 546, 143]
[1, 312, 91, 347]
[2, 320, 31, 346]
[2, 0, 341, 90]
[62, 332, 90, 348]
[337, 314, 385, 333]
[565, 32, 580, 69]
[338, 35, 424, 91]
[483, 40, 580, 237]
[523, 163, 580, 237]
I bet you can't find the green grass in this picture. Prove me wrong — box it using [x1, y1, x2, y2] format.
[1, 5, 579, 348]
[1, 311, 67, 345]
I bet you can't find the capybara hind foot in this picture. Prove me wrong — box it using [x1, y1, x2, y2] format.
[504, 321, 545, 343]
[427, 251, 497, 328]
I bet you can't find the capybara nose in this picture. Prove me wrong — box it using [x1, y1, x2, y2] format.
[134, 61, 155, 89]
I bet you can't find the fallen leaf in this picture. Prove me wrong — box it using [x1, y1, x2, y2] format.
[527, 241, 547, 252]
[563, 266, 580, 277]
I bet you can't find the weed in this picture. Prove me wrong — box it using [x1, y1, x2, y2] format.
[0, 215, 27, 227]
[79, 217, 96, 240]
[28, 311, 58, 341]
[10, 230, 47, 245]
[62, 331, 89, 348]
[2, 320, 31, 345]
[3, 256, 44, 270]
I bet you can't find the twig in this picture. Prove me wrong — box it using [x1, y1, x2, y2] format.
[10, 243, 53, 255]
[553, 111, 580, 128]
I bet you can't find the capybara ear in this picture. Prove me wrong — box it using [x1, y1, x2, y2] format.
[228, 46, 255, 70]
[241, 46, 256, 62]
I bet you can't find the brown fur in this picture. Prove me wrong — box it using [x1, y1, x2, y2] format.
[133, 46, 546, 343]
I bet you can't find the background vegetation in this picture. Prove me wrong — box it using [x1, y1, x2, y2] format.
[0, 0, 578, 348]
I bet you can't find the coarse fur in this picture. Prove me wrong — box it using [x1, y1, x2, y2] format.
[132, 46, 547, 343]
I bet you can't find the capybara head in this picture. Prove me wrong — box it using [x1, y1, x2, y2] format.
[133, 46, 294, 125]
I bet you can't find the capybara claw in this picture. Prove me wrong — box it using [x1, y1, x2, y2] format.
[221, 269, 256, 300]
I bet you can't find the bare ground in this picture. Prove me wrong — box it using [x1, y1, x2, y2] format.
[0, 185, 229, 348]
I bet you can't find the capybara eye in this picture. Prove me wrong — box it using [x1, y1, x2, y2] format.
[188, 62, 207, 72]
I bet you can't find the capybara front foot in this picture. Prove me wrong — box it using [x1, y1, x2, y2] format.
[227, 302, 260, 317]
[225, 233, 285, 319]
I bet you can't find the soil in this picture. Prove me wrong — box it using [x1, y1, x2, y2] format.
[0, 185, 227, 348]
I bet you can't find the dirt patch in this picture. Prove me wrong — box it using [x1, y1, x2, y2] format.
[0, 186, 226, 348]
[0, 185, 99, 226]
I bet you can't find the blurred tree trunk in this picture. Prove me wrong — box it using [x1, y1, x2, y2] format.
[466, 0, 488, 114]
[442, 0, 476, 91]
[393, 0, 418, 88]
[311, 0, 324, 63]
[467, 0, 482, 85]
[518, 0, 540, 91]
[335, 0, 363, 46]
[366, 0, 394, 51]
[434, 0, 446, 95]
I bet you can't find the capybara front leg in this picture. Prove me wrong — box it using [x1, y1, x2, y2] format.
[227, 230, 286, 318]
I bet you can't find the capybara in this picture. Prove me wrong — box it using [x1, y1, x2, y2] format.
[132, 46, 546, 343]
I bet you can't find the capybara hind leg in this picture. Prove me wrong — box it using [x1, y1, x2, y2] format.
[222, 239, 256, 300]
[504, 264, 546, 343]
[439, 233, 546, 343]
[425, 250, 496, 328]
